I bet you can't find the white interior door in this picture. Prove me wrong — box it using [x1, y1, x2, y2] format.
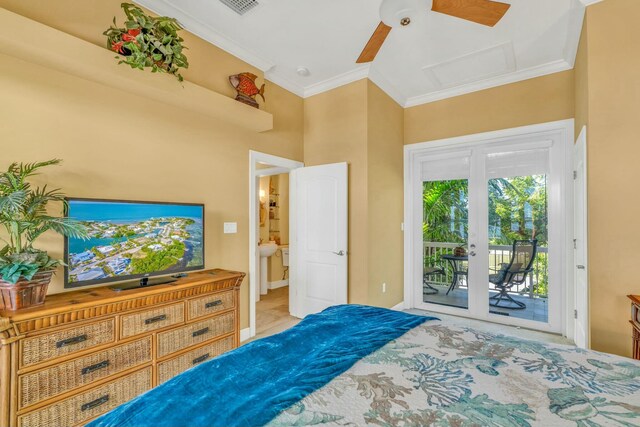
[291, 163, 348, 318]
[574, 127, 589, 348]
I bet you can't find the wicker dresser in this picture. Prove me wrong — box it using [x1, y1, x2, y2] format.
[630, 295, 640, 360]
[0, 269, 244, 427]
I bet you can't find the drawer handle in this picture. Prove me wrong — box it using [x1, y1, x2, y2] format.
[81, 394, 110, 412]
[56, 334, 88, 349]
[205, 300, 223, 309]
[192, 353, 210, 365]
[81, 360, 110, 375]
[192, 327, 210, 338]
[144, 314, 168, 325]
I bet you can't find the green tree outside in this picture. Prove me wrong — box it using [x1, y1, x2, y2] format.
[423, 175, 548, 297]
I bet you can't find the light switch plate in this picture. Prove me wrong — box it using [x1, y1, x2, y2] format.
[224, 222, 237, 234]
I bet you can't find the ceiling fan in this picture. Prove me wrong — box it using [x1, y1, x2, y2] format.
[357, 0, 511, 63]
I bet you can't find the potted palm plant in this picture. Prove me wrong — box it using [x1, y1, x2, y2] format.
[0, 160, 87, 311]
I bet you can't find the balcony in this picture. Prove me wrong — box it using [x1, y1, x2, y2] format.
[423, 242, 548, 323]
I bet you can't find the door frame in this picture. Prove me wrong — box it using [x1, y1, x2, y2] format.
[403, 120, 574, 336]
[573, 126, 589, 347]
[248, 151, 304, 340]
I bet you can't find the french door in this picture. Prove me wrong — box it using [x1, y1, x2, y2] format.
[407, 123, 571, 333]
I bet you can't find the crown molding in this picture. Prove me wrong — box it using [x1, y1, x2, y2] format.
[303, 66, 371, 98]
[134, 0, 275, 72]
[368, 67, 406, 107]
[263, 70, 306, 98]
[403, 59, 573, 107]
[135, 0, 586, 108]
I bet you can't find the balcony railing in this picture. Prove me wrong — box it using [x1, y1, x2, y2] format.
[423, 242, 548, 299]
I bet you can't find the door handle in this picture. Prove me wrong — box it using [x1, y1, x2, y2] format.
[469, 251, 476, 257]
[332, 250, 345, 256]
[577, 265, 586, 270]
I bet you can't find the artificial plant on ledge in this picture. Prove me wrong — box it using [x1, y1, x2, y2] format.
[104, 3, 189, 81]
[0, 160, 87, 310]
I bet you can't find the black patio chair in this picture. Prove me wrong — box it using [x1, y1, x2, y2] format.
[489, 239, 538, 310]
[423, 266, 445, 295]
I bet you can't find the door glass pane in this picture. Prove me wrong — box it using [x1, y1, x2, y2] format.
[422, 179, 469, 309]
[487, 175, 548, 323]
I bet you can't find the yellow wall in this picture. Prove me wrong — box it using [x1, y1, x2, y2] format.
[276, 174, 289, 246]
[4, 0, 638, 358]
[259, 177, 271, 243]
[366, 81, 405, 308]
[0, 0, 257, 100]
[577, 0, 640, 357]
[404, 70, 575, 145]
[303, 79, 405, 308]
[268, 173, 289, 283]
[303, 80, 369, 304]
[0, 1, 304, 331]
[574, 19, 589, 139]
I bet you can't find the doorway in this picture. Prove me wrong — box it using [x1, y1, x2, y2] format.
[404, 121, 574, 335]
[249, 153, 349, 340]
[249, 151, 303, 340]
[255, 172, 296, 338]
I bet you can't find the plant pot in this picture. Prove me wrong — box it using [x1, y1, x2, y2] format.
[0, 270, 54, 311]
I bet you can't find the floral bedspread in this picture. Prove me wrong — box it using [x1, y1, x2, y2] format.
[269, 321, 640, 427]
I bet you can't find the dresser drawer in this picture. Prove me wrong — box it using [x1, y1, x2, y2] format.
[17, 367, 152, 427]
[187, 290, 235, 320]
[157, 311, 235, 359]
[18, 336, 152, 410]
[20, 319, 116, 368]
[157, 335, 235, 384]
[120, 303, 185, 339]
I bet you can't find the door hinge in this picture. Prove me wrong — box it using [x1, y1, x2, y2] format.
[573, 239, 577, 249]
[573, 171, 577, 180]
[574, 309, 578, 319]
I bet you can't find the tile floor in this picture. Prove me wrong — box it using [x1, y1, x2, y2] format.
[250, 286, 298, 342]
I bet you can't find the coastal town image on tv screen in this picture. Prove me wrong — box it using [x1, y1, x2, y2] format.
[66, 200, 204, 285]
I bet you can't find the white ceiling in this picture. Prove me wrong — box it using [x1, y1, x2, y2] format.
[135, 0, 594, 107]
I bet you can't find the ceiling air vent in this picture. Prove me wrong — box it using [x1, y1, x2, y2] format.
[219, 0, 259, 15]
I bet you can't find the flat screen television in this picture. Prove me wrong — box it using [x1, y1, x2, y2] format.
[64, 198, 205, 289]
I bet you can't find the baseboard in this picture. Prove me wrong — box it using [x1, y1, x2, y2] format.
[240, 328, 251, 342]
[390, 301, 405, 311]
[268, 280, 289, 290]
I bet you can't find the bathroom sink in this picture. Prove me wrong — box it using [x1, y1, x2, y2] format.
[259, 242, 278, 257]
[258, 242, 278, 300]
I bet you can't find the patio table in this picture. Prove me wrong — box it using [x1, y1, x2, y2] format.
[441, 254, 469, 295]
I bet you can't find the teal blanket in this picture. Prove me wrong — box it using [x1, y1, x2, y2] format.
[88, 304, 435, 427]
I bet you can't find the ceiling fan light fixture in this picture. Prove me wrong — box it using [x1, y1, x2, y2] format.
[379, 0, 423, 28]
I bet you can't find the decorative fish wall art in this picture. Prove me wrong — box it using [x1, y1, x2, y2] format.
[229, 72, 265, 109]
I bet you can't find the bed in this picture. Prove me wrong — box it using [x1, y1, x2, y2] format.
[88, 305, 640, 427]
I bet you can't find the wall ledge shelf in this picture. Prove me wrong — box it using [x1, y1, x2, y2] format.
[0, 8, 273, 133]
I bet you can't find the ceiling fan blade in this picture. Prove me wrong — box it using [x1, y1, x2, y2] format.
[356, 22, 392, 63]
[432, 0, 511, 27]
